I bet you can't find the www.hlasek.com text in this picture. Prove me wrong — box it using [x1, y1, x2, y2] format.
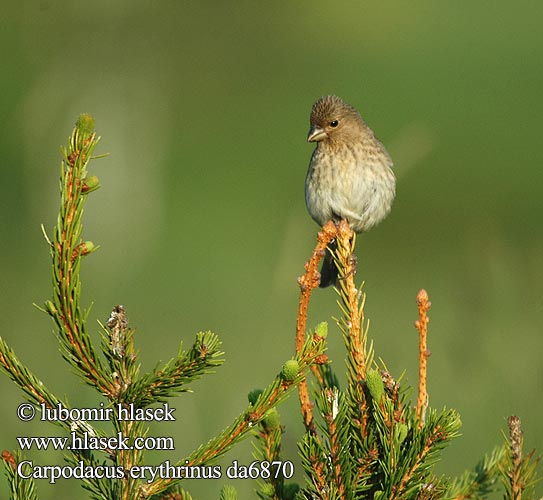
[17, 431, 174, 452]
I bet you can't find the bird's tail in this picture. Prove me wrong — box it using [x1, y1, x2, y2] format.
[319, 240, 338, 288]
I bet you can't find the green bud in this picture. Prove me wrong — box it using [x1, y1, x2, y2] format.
[76, 113, 95, 135]
[315, 321, 328, 339]
[247, 389, 263, 405]
[282, 483, 301, 500]
[366, 368, 385, 402]
[82, 175, 100, 194]
[44, 300, 57, 315]
[450, 409, 462, 430]
[281, 359, 299, 381]
[396, 423, 409, 443]
[81, 241, 96, 256]
[262, 408, 280, 430]
[259, 483, 275, 497]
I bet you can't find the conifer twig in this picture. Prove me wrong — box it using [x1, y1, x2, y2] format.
[44, 114, 114, 396]
[335, 220, 364, 380]
[415, 289, 431, 427]
[144, 334, 326, 497]
[252, 406, 285, 499]
[447, 445, 505, 500]
[508, 415, 524, 500]
[498, 415, 540, 500]
[295, 220, 337, 434]
[325, 388, 347, 500]
[296, 220, 338, 350]
[334, 220, 374, 444]
[1, 450, 38, 500]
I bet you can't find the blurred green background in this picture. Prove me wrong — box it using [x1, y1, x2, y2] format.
[1, 1, 542, 498]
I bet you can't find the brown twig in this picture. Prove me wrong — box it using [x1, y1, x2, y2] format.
[295, 220, 338, 434]
[508, 415, 523, 500]
[415, 289, 431, 427]
[335, 220, 365, 379]
[296, 221, 338, 350]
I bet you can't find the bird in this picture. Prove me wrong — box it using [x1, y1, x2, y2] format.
[305, 95, 396, 287]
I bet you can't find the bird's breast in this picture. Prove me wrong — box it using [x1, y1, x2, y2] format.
[305, 142, 395, 231]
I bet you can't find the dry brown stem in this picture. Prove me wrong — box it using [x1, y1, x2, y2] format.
[415, 289, 431, 427]
[295, 220, 337, 433]
[508, 415, 523, 500]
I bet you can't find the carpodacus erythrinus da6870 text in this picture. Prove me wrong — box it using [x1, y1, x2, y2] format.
[305, 95, 396, 287]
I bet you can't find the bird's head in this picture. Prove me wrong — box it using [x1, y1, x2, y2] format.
[307, 95, 366, 144]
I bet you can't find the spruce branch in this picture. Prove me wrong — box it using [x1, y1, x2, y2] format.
[1, 450, 38, 500]
[63, 454, 120, 500]
[295, 220, 337, 436]
[333, 220, 376, 463]
[296, 221, 338, 352]
[298, 431, 333, 499]
[0, 335, 60, 409]
[296, 220, 379, 499]
[334, 219, 367, 382]
[499, 415, 541, 500]
[143, 334, 327, 497]
[98, 304, 225, 406]
[508, 415, 524, 500]
[292, 222, 497, 500]
[219, 485, 238, 500]
[43, 114, 113, 396]
[250, 387, 302, 500]
[387, 407, 462, 500]
[127, 331, 224, 406]
[0, 334, 123, 496]
[0, 335, 108, 446]
[322, 387, 348, 499]
[251, 406, 286, 499]
[447, 445, 505, 499]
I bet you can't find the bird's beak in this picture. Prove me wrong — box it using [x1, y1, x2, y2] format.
[307, 125, 327, 142]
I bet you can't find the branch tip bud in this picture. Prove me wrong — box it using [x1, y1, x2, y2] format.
[82, 175, 100, 194]
[281, 359, 299, 382]
[76, 113, 95, 134]
[366, 368, 385, 402]
[262, 408, 280, 430]
[314, 321, 328, 339]
[247, 389, 263, 405]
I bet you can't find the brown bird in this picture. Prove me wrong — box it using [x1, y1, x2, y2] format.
[305, 95, 396, 287]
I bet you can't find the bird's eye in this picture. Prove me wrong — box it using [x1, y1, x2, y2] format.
[330, 120, 339, 128]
